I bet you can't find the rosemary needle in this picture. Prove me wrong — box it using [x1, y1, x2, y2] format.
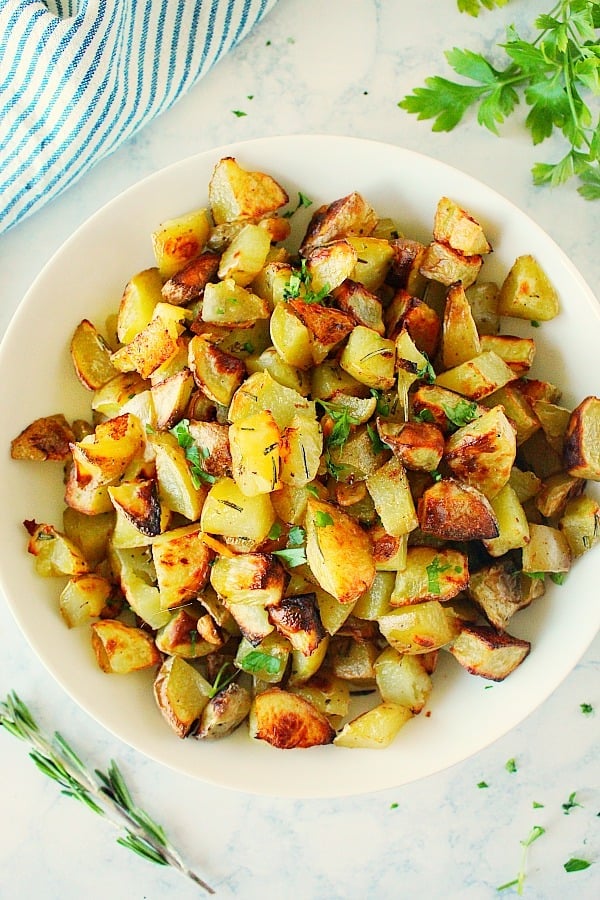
[0, 692, 214, 894]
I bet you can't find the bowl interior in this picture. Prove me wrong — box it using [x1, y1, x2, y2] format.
[1, 135, 598, 797]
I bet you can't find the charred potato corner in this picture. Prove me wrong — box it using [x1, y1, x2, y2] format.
[12, 157, 600, 752]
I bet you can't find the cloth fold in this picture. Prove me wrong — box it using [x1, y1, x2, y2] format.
[0, 0, 277, 235]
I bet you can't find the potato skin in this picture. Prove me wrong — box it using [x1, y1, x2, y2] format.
[11, 414, 75, 461]
[249, 688, 335, 749]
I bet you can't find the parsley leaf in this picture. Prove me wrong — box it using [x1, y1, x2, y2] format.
[287, 525, 306, 546]
[240, 650, 281, 675]
[283, 191, 313, 218]
[505, 757, 518, 774]
[400, 1, 600, 198]
[315, 510, 334, 528]
[272, 546, 307, 567]
[169, 419, 216, 488]
[442, 398, 479, 428]
[580, 702, 593, 715]
[564, 858, 592, 873]
[562, 791, 583, 815]
[426, 556, 452, 595]
[283, 258, 330, 304]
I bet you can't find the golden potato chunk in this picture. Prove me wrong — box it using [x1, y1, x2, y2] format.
[91, 620, 161, 674]
[305, 498, 375, 604]
[441, 282, 481, 369]
[269, 593, 326, 657]
[333, 702, 413, 749]
[161, 251, 220, 306]
[11, 414, 75, 461]
[418, 478, 499, 541]
[390, 546, 469, 606]
[153, 655, 212, 737]
[249, 688, 335, 748]
[563, 396, 600, 480]
[433, 196, 491, 255]
[71, 319, 117, 390]
[497, 254, 559, 321]
[209, 157, 288, 225]
[24, 520, 89, 578]
[444, 405, 516, 499]
[152, 524, 213, 609]
[420, 241, 482, 288]
[300, 191, 377, 254]
[449, 626, 531, 681]
[195, 683, 252, 740]
[151, 208, 211, 280]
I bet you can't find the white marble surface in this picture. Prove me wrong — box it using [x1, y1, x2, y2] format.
[1, 1, 599, 898]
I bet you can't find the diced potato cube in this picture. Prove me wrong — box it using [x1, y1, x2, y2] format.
[333, 702, 413, 748]
[24, 520, 89, 578]
[201, 477, 275, 543]
[202, 279, 270, 326]
[441, 282, 481, 369]
[390, 546, 468, 606]
[418, 478, 499, 541]
[149, 432, 206, 521]
[279, 414, 323, 487]
[59, 573, 112, 627]
[340, 326, 396, 390]
[305, 498, 375, 604]
[449, 626, 531, 681]
[117, 268, 163, 343]
[153, 655, 212, 737]
[482, 484, 530, 557]
[289, 299, 356, 365]
[346, 235, 394, 291]
[249, 688, 335, 748]
[71, 319, 118, 391]
[188, 334, 246, 407]
[374, 646, 432, 713]
[444, 405, 516, 499]
[229, 409, 281, 496]
[420, 241, 482, 288]
[300, 191, 377, 254]
[522, 523, 571, 573]
[433, 196, 491, 255]
[435, 351, 517, 400]
[564, 396, 600, 480]
[497, 254, 559, 321]
[152, 208, 211, 279]
[217, 223, 272, 286]
[91, 620, 161, 674]
[209, 157, 288, 225]
[378, 601, 460, 654]
[11, 414, 75, 462]
[366, 457, 418, 537]
[210, 552, 285, 607]
[152, 524, 212, 609]
[559, 495, 600, 558]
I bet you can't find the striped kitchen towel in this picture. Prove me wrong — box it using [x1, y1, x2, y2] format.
[0, 0, 278, 235]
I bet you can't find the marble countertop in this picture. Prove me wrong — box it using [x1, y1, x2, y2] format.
[0, 1, 598, 898]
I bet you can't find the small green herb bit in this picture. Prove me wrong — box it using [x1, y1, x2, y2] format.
[458, 0, 509, 15]
[241, 649, 281, 675]
[169, 418, 215, 487]
[564, 857, 592, 872]
[497, 825, 545, 894]
[0, 692, 214, 893]
[580, 702, 594, 715]
[425, 555, 452, 595]
[400, 0, 600, 198]
[505, 757, 518, 774]
[562, 791, 583, 814]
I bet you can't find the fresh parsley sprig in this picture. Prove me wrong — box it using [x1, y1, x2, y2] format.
[497, 824, 546, 894]
[169, 419, 216, 488]
[0, 692, 214, 894]
[458, 0, 509, 15]
[283, 258, 331, 304]
[400, 1, 600, 198]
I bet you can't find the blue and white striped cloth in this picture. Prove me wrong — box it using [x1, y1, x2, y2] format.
[0, 0, 278, 235]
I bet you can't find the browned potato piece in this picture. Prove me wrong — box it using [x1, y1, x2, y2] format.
[516, 377, 562, 406]
[418, 478, 499, 541]
[441, 282, 481, 369]
[367, 525, 407, 572]
[419, 241, 483, 289]
[151, 368, 195, 430]
[448, 626, 531, 681]
[289, 669, 349, 715]
[563, 396, 600, 480]
[332, 279, 385, 335]
[249, 688, 335, 748]
[384, 289, 441, 358]
[433, 196, 491, 255]
[161, 251, 220, 305]
[188, 333, 246, 406]
[110, 308, 185, 380]
[210, 552, 285, 607]
[269, 592, 326, 656]
[108, 478, 162, 540]
[288, 298, 355, 364]
[305, 240, 358, 294]
[209, 157, 288, 225]
[482, 384, 540, 445]
[71, 319, 117, 390]
[328, 636, 378, 686]
[377, 420, 444, 472]
[388, 238, 428, 294]
[444, 405, 516, 499]
[374, 646, 432, 713]
[59, 573, 112, 628]
[300, 191, 377, 254]
[497, 254, 559, 321]
[465, 281, 500, 335]
[152, 208, 210, 279]
[468, 559, 536, 632]
[117, 268, 163, 343]
[340, 326, 396, 391]
[195, 683, 252, 740]
[187, 420, 232, 478]
[535, 472, 585, 518]
[305, 498, 375, 604]
[153, 655, 212, 737]
[390, 545, 469, 606]
[24, 520, 89, 578]
[483, 484, 530, 557]
[152, 524, 213, 609]
[11, 414, 75, 461]
[156, 607, 222, 658]
[91, 620, 161, 674]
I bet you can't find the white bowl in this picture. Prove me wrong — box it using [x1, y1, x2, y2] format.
[1, 135, 599, 798]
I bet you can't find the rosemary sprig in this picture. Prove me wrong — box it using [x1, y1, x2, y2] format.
[0, 692, 214, 894]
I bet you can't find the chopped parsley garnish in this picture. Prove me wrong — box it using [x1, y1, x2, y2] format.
[283, 258, 330, 304]
[272, 546, 307, 567]
[268, 522, 283, 541]
[240, 650, 281, 675]
[564, 858, 592, 873]
[413, 408, 435, 424]
[562, 791, 582, 815]
[426, 556, 452, 595]
[283, 191, 313, 218]
[532, 801, 544, 809]
[580, 702, 593, 715]
[477, 781, 489, 789]
[287, 525, 306, 546]
[370, 388, 392, 417]
[550, 572, 567, 585]
[305, 483, 319, 497]
[315, 510, 334, 528]
[530, 320, 541, 328]
[416, 353, 436, 383]
[390, 802, 399, 809]
[442, 398, 479, 428]
[232, 109, 247, 118]
[367, 422, 388, 455]
[169, 419, 216, 488]
[505, 758, 518, 774]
